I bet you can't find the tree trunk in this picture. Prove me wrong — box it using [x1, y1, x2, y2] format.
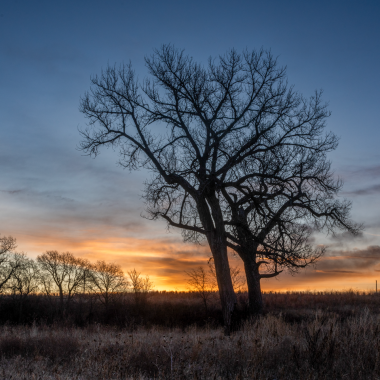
[209, 234, 237, 335]
[244, 258, 264, 315]
[59, 288, 64, 316]
[202, 295, 208, 312]
[105, 292, 109, 311]
[18, 297, 24, 323]
[197, 194, 237, 334]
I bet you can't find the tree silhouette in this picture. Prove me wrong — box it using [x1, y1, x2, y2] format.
[80, 45, 359, 328]
[0, 236, 22, 291]
[37, 251, 85, 313]
[186, 266, 216, 312]
[90, 260, 128, 310]
[127, 268, 154, 306]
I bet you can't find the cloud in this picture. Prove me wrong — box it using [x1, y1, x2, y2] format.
[339, 165, 380, 180]
[316, 270, 357, 274]
[1, 189, 23, 195]
[329, 231, 364, 243]
[1, 188, 75, 203]
[349, 166, 380, 178]
[338, 164, 380, 197]
[316, 246, 380, 273]
[343, 184, 380, 196]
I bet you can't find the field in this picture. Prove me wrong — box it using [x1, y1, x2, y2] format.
[1, 291, 380, 379]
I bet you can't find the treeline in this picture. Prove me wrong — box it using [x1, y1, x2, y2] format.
[0, 236, 158, 326]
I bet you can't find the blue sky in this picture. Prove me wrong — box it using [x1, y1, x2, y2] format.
[1, 0, 380, 290]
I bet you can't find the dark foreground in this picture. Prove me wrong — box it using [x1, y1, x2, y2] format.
[1, 291, 380, 379]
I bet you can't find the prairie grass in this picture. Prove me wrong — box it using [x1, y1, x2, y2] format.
[0, 311, 380, 379]
[1, 291, 380, 379]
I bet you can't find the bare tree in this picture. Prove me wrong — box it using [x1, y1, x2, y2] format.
[8, 254, 40, 320]
[77, 258, 93, 294]
[79, 45, 359, 328]
[8, 254, 40, 297]
[0, 236, 22, 291]
[186, 266, 216, 311]
[127, 268, 154, 306]
[90, 261, 128, 309]
[37, 251, 85, 312]
[208, 258, 246, 292]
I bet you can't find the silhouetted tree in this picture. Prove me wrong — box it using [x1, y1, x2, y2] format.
[90, 261, 128, 310]
[8, 254, 40, 296]
[8, 254, 40, 321]
[187, 260, 245, 311]
[186, 267, 216, 311]
[208, 258, 246, 292]
[127, 268, 154, 306]
[0, 236, 22, 291]
[37, 251, 85, 312]
[77, 258, 93, 294]
[80, 45, 359, 328]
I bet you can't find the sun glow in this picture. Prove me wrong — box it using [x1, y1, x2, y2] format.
[9, 231, 379, 292]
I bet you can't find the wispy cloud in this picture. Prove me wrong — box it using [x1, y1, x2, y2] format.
[1, 189, 24, 195]
[343, 184, 380, 196]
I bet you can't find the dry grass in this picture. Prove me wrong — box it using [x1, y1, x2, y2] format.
[1, 308, 380, 379]
[1, 291, 380, 379]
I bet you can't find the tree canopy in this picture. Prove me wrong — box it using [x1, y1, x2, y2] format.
[80, 45, 359, 326]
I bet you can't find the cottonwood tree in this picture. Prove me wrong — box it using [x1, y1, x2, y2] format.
[0, 236, 22, 292]
[80, 45, 359, 328]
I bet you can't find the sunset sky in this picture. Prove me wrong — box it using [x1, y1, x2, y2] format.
[1, 1, 380, 291]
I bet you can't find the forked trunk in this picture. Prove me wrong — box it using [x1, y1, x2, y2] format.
[244, 258, 264, 315]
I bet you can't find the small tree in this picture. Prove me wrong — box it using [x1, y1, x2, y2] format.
[37, 251, 85, 312]
[8, 254, 40, 297]
[90, 261, 128, 310]
[186, 266, 216, 311]
[0, 236, 22, 292]
[76, 258, 93, 294]
[127, 268, 154, 306]
[208, 258, 246, 292]
[8, 254, 40, 321]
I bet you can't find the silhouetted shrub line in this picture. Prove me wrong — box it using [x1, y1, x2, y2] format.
[1, 290, 380, 329]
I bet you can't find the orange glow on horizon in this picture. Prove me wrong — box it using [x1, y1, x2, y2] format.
[9, 231, 380, 293]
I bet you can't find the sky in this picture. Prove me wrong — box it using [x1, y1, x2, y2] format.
[1, 0, 380, 291]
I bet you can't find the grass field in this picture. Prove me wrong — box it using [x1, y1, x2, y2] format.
[1, 291, 380, 379]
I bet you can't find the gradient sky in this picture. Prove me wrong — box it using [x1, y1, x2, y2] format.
[1, 0, 380, 291]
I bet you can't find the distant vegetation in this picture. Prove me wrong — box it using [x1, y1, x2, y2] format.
[0, 235, 156, 325]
